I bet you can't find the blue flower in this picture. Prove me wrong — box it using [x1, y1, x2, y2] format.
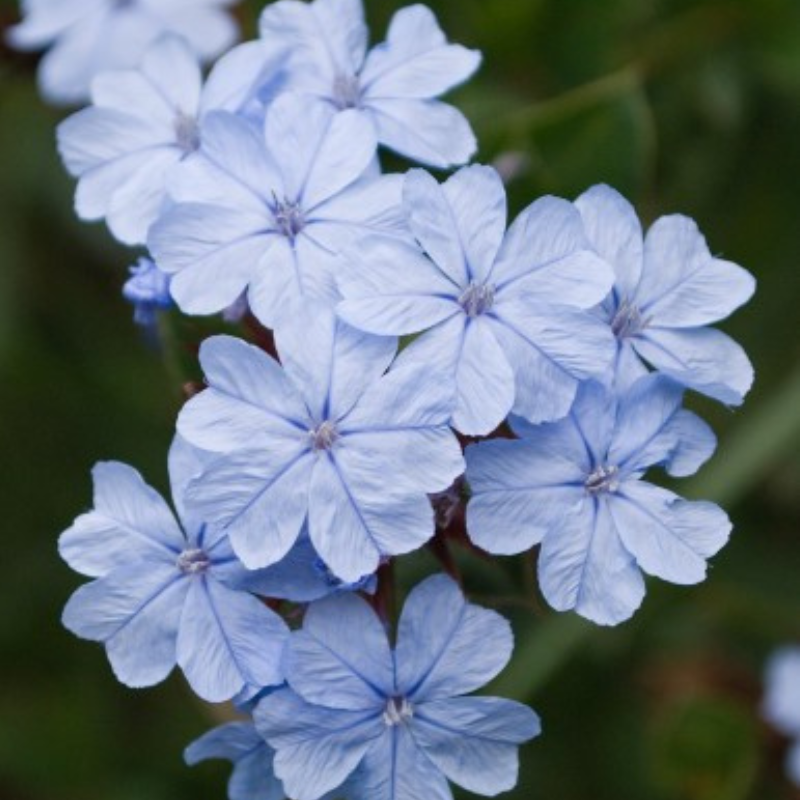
[185, 721, 285, 800]
[176, 304, 464, 582]
[149, 93, 405, 328]
[254, 574, 540, 800]
[230, 0, 481, 168]
[60, 436, 289, 702]
[763, 647, 800, 786]
[56, 35, 269, 246]
[575, 184, 756, 405]
[122, 257, 173, 326]
[7, 0, 240, 105]
[337, 165, 617, 433]
[465, 375, 730, 626]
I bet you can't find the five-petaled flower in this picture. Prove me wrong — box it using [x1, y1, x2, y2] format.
[255, 574, 541, 800]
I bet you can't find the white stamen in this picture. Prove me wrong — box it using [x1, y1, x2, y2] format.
[177, 548, 211, 574]
[383, 697, 414, 727]
[458, 281, 496, 318]
[585, 465, 620, 495]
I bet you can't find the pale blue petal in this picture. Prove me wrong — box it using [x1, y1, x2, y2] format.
[90, 70, 174, 124]
[608, 374, 716, 478]
[254, 687, 382, 800]
[285, 592, 394, 709]
[337, 236, 460, 335]
[310, 174, 407, 242]
[403, 168, 469, 286]
[308, 452, 432, 581]
[452, 318, 515, 435]
[633, 325, 754, 405]
[185, 449, 312, 570]
[538, 499, 646, 626]
[185, 722, 284, 800]
[493, 196, 611, 306]
[300, 108, 377, 211]
[62, 561, 188, 687]
[574, 184, 644, 298]
[366, 99, 477, 168]
[638, 215, 756, 327]
[59, 461, 182, 578]
[361, 5, 480, 99]
[395, 574, 513, 701]
[491, 307, 615, 424]
[149, 204, 269, 315]
[168, 434, 215, 536]
[347, 727, 452, 800]
[259, 0, 367, 77]
[465, 437, 584, 555]
[139, 35, 203, 113]
[763, 648, 800, 736]
[413, 696, 540, 795]
[189, 111, 283, 204]
[178, 335, 306, 452]
[274, 302, 397, 422]
[612, 482, 731, 584]
[177, 578, 288, 702]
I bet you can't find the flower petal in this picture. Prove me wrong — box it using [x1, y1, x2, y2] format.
[366, 98, 477, 168]
[574, 184, 644, 299]
[177, 578, 288, 702]
[395, 574, 513, 701]
[361, 5, 480, 99]
[538, 498, 646, 626]
[413, 696, 540, 795]
[612, 482, 731, 585]
[285, 592, 394, 709]
[638, 215, 756, 327]
[255, 687, 382, 800]
[59, 461, 182, 578]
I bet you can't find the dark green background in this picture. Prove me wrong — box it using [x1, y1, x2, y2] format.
[0, 0, 799, 798]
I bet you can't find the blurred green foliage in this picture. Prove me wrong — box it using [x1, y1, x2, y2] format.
[1, 0, 799, 798]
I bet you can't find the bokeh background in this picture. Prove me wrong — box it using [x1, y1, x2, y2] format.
[1, 0, 799, 798]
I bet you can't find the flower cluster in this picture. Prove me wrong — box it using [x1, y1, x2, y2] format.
[25, 0, 760, 797]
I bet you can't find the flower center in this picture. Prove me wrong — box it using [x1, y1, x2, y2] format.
[610, 298, 649, 340]
[176, 548, 211, 575]
[309, 420, 339, 452]
[584, 465, 620, 495]
[174, 112, 200, 155]
[459, 281, 496, 318]
[272, 194, 306, 240]
[332, 74, 361, 109]
[383, 696, 414, 727]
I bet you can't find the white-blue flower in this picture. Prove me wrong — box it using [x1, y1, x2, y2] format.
[254, 574, 541, 800]
[220, 0, 480, 168]
[575, 184, 756, 405]
[7, 0, 240, 105]
[185, 721, 285, 800]
[763, 647, 800, 787]
[466, 375, 731, 626]
[57, 35, 271, 246]
[176, 304, 464, 582]
[149, 92, 404, 328]
[59, 436, 289, 702]
[337, 165, 617, 434]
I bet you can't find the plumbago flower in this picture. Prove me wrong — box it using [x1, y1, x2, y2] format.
[575, 184, 756, 404]
[122, 257, 172, 326]
[763, 648, 800, 786]
[255, 575, 541, 800]
[7, 0, 240, 105]
[227, 0, 481, 167]
[337, 165, 617, 434]
[185, 721, 284, 800]
[177, 304, 464, 581]
[56, 35, 282, 246]
[466, 375, 731, 625]
[59, 436, 289, 702]
[149, 92, 405, 328]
